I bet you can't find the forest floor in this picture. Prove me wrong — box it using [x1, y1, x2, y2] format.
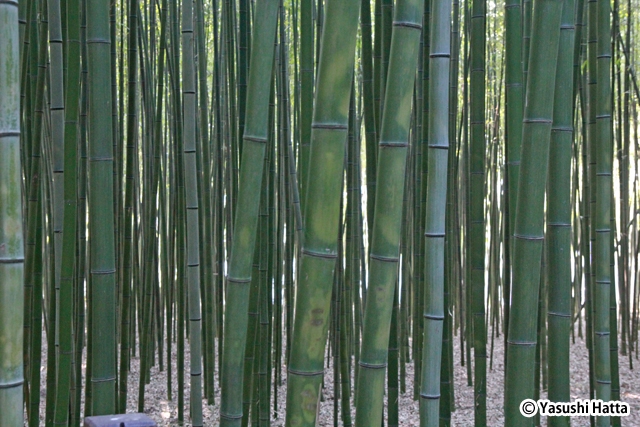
[32, 321, 639, 426]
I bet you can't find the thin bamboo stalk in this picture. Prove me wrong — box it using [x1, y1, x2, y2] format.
[505, 0, 563, 423]
[220, 2, 279, 425]
[420, 0, 451, 424]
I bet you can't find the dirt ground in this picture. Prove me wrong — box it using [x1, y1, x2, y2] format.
[31, 322, 639, 426]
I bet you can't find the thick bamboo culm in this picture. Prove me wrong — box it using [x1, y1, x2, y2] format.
[0, 1, 24, 425]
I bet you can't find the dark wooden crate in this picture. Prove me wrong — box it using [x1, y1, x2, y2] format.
[84, 413, 157, 427]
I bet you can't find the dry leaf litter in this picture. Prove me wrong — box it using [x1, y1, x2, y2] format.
[29, 320, 639, 426]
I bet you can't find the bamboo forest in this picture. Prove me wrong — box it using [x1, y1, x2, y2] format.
[3, 0, 640, 425]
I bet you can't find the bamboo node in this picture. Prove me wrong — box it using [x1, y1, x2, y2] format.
[243, 135, 268, 144]
[0, 379, 24, 389]
[551, 126, 573, 132]
[392, 21, 422, 30]
[379, 141, 408, 147]
[91, 375, 117, 383]
[220, 413, 243, 420]
[522, 118, 552, 124]
[302, 248, 337, 259]
[0, 131, 20, 138]
[0, 257, 25, 264]
[86, 38, 111, 44]
[287, 368, 323, 377]
[420, 393, 441, 400]
[506, 340, 536, 346]
[90, 268, 117, 275]
[311, 123, 347, 130]
[225, 277, 252, 285]
[513, 233, 544, 241]
[358, 361, 386, 369]
[547, 311, 571, 318]
[370, 253, 399, 263]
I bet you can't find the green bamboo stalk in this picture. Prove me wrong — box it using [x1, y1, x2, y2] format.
[110, 0, 118, 231]
[546, 0, 576, 424]
[274, 47, 285, 412]
[299, 0, 313, 211]
[166, 0, 186, 419]
[75, 3, 88, 416]
[49, 0, 64, 297]
[0, 1, 24, 424]
[419, 0, 451, 424]
[373, 0, 381, 149]
[45, 162, 58, 427]
[399, 185, 410, 398]
[361, 0, 377, 244]
[619, 0, 631, 363]
[461, 2, 473, 387]
[182, 0, 203, 422]
[123, 0, 142, 411]
[224, 0, 238, 213]
[86, 0, 117, 410]
[257, 131, 272, 426]
[610, 201, 621, 427]
[25, 179, 43, 427]
[522, 0, 532, 86]
[504, 0, 563, 423]
[241, 249, 259, 427]
[68, 1, 84, 423]
[469, 0, 487, 421]
[380, 0, 392, 127]
[338, 77, 356, 427]
[440, 225, 453, 426]
[238, 0, 248, 160]
[412, 87, 423, 399]
[52, 0, 81, 420]
[504, 0, 524, 351]
[414, 4, 430, 397]
[259, 244, 270, 427]
[220, 2, 279, 425]
[586, 0, 598, 414]
[19, 0, 35, 187]
[194, 0, 215, 402]
[23, 1, 48, 422]
[594, 0, 612, 424]
[353, 2, 423, 426]
[284, 1, 360, 425]
[388, 284, 399, 427]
